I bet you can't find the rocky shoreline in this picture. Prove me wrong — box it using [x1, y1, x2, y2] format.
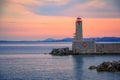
[89, 60, 120, 72]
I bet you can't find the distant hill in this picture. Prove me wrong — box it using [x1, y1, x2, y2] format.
[0, 37, 120, 43]
[41, 37, 120, 42]
[84, 37, 120, 42]
[43, 38, 57, 42]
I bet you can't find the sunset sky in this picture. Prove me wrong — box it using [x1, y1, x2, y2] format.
[0, 0, 120, 40]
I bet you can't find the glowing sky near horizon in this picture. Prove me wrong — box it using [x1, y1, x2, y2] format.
[0, 0, 120, 40]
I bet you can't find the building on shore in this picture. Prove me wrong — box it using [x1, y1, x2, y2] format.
[72, 17, 120, 54]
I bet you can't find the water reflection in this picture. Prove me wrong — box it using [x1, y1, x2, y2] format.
[72, 55, 84, 80]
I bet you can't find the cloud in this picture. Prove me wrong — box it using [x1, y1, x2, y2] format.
[0, 0, 71, 18]
[59, 0, 120, 18]
[9, 0, 70, 6]
[1, 0, 120, 18]
[0, 0, 8, 16]
[112, 0, 120, 11]
[84, 0, 107, 8]
[25, 0, 120, 18]
[9, 0, 40, 5]
[41, 0, 70, 5]
[0, 0, 38, 18]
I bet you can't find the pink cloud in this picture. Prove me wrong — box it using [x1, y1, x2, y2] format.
[9, 0, 70, 6]
[59, 0, 119, 18]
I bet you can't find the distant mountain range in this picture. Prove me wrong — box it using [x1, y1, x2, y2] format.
[43, 37, 120, 42]
[0, 37, 120, 43]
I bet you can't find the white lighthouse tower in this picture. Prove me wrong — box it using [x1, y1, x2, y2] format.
[72, 17, 96, 54]
[75, 17, 83, 41]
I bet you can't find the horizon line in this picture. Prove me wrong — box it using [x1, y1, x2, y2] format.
[0, 36, 119, 41]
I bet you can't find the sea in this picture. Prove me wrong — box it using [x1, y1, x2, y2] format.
[0, 42, 120, 80]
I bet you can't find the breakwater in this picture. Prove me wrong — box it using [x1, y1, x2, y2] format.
[49, 47, 120, 56]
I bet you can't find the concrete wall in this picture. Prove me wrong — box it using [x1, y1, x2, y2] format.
[72, 41, 96, 53]
[96, 43, 120, 53]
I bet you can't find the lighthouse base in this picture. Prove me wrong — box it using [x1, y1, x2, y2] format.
[72, 41, 96, 54]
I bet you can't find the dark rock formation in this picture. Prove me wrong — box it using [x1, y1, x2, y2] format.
[49, 48, 72, 56]
[89, 60, 120, 72]
[89, 66, 97, 70]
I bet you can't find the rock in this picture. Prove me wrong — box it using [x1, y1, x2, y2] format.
[89, 66, 97, 70]
[89, 60, 120, 72]
[96, 61, 111, 72]
[49, 48, 71, 56]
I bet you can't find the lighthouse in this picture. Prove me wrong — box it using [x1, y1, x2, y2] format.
[72, 17, 96, 54]
[75, 17, 83, 41]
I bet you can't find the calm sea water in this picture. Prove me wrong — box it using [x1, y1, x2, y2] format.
[0, 42, 72, 54]
[0, 42, 120, 80]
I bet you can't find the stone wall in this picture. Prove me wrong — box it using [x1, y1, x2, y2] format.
[96, 43, 120, 53]
[72, 41, 96, 54]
